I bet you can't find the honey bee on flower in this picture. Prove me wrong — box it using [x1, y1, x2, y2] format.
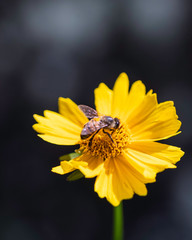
[78, 104, 120, 145]
[33, 73, 184, 206]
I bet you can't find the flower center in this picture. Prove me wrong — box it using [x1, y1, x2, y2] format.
[79, 125, 131, 160]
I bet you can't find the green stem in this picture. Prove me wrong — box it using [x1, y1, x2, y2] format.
[113, 201, 124, 240]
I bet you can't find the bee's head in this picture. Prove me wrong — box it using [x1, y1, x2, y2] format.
[103, 116, 120, 129]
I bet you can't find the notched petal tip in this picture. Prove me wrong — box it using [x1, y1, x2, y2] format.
[143, 170, 157, 179]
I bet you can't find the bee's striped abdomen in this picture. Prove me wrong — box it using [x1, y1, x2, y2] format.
[80, 119, 101, 139]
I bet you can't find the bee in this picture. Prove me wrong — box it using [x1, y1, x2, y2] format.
[78, 105, 120, 146]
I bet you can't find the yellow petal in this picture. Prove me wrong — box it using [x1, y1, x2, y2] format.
[123, 170, 147, 196]
[127, 91, 157, 128]
[44, 110, 82, 134]
[33, 110, 82, 145]
[75, 153, 104, 178]
[33, 113, 81, 136]
[129, 141, 184, 164]
[94, 157, 134, 206]
[122, 150, 157, 180]
[117, 152, 155, 184]
[51, 165, 64, 175]
[58, 97, 88, 127]
[111, 73, 129, 122]
[33, 123, 80, 140]
[37, 134, 79, 145]
[52, 158, 88, 176]
[60, 160, 76, 173]
[94, 83, 113, 116]
[131, 101, 181, 141]
[124, 80, 146, 119]
[125, 148, 176, 172]
[114, 155, 147, 196]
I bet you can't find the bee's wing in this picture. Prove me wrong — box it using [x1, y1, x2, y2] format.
[78, 105, 98, 119]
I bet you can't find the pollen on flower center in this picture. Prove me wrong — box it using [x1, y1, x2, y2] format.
[79, 125, 131, 159]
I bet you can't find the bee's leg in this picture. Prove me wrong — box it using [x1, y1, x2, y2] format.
[103, 129, 114, 143]
[88, 129, 100, 147]
[110, 129, 115, 136]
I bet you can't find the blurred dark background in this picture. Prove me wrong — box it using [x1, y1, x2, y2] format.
[1, 0, 192, 239]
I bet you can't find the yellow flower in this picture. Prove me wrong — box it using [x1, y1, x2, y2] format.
[33, 73, 184, 206]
